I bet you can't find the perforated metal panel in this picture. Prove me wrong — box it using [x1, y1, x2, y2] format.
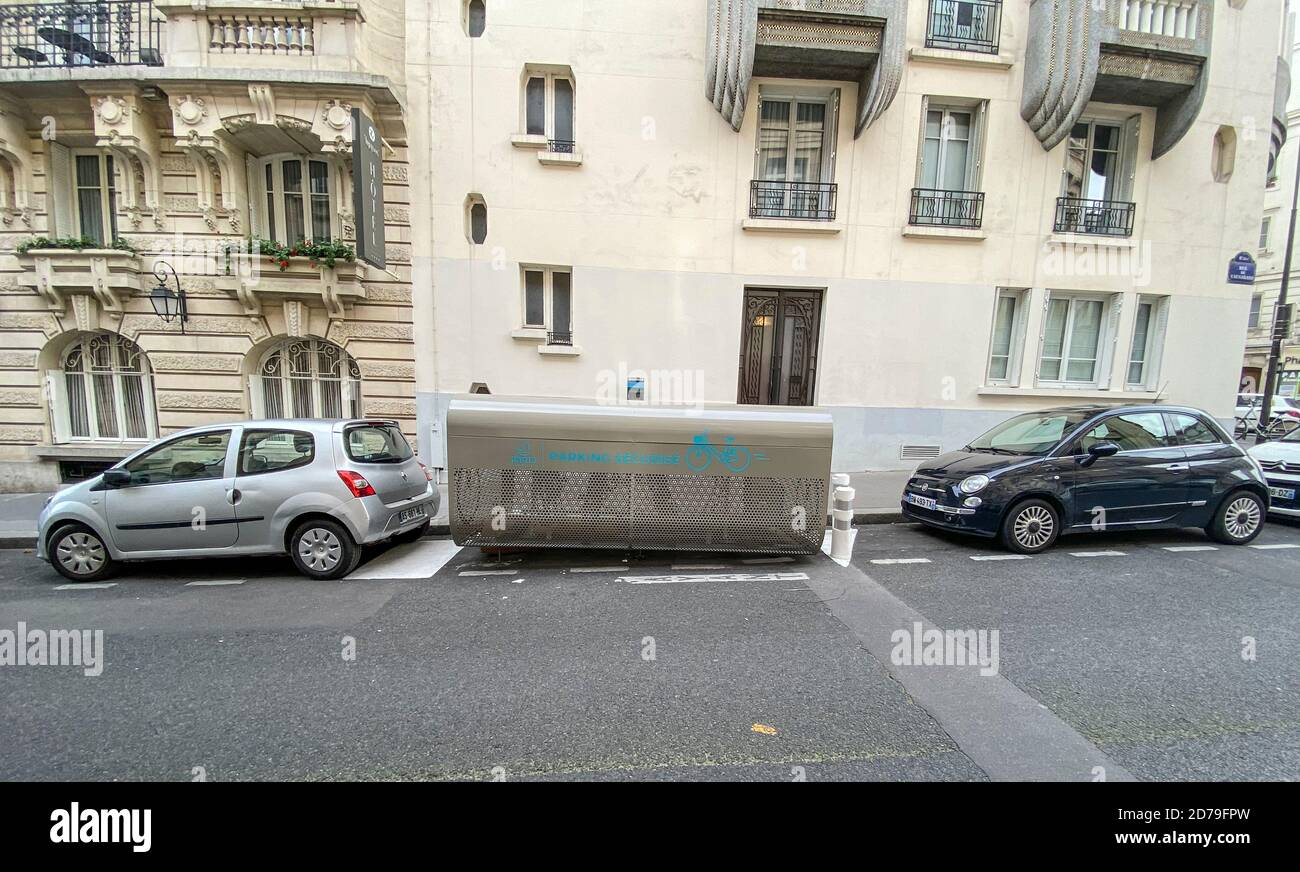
[453, 467, 827, 553]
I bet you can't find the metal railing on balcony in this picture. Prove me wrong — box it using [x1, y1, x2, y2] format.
[546, 330, 573, 346]
[547, 139, 576, 154]
[1120, 0, 1200, 39]
[924, 0, 1001, 54]
[749, 180, 837, 221]
[1053, 197, 1136, 237]
[910, 188, 985, 229]
[0, 1, 163, 68]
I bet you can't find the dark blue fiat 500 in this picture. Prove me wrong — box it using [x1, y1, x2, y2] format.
[900, 405, 1269, 553]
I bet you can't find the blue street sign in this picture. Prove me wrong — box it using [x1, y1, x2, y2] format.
[1228, 251, 1256, 285]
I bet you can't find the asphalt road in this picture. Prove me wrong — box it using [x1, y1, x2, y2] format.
[1, 517, 1297, 781]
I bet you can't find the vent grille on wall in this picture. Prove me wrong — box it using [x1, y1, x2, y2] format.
[900, 444, 943, 460]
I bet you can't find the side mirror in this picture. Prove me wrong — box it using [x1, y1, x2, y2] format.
[101, 468, 131, 488]
[1079, 441, 1120, 467]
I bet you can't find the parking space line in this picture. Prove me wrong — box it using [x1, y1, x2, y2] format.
[969, 554, 1031, 561]
[53, 582, 116, 590]
[741, 557, 796, 565]
[458, 569, 518, 577]
[1249, 543, 1300, 550]
[870, 558, 931, 565]
[671, 564, 729, 570]
[1069, 551, 1126, 557]
[350, 539, 463, 580]
[568, 567, 627, 573]
[1163, 546, 1218, 552]
[616, 571, 809, 585]
[185, 579, 246, 587]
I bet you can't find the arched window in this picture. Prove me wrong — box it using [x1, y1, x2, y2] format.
[56, 334, 156, 442]
[468, 0, 486, 37]
[254, 338, 361, 419]
[255, 155, 338, 243]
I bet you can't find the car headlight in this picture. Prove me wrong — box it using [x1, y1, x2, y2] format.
[958, 474, 990, 495]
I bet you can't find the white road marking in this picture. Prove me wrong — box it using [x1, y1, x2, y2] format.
[1249, 543, 1300, 550]
[1163, 545, 1219, 552]
[458, 569, 518, 577]
[1069, 550, 1126, 557]
[671, 563, 729, 570]
[53, 582, 116, 590]
[969, 554, 1032, 561]
[870, 558, 931, 565]
[349, 539, 463, 579]
[616, 571, 809, 585]
[568, 566, 626, 573]
[741, 556, 795, 564]
[819, 528, 858, 567]
[185, 579, 246, 587]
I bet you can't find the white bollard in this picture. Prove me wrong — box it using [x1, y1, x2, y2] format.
[830, 478, 855, 562]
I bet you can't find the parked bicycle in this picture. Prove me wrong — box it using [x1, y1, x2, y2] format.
[1235, 406, 1300, 440]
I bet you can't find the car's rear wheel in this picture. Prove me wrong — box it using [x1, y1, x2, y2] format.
[1208, 490, 1265, 545]
[1000, 498, 1060, 554]
[289, 518, 361, 579]
[49, 524, 114, 582]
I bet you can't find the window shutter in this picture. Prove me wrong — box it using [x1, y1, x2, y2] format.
[245, 155, 260, 238]
[1148, 298, 1170, 389]
[827, 88, 840, 183]
[1033, 289, 1051, 383]
[45, 370, 70, 443]
[1099, 294, 1124, 389]
[1120, 114, 1141, 202]
[972, 100, 987, 188]
[916, 95, 930, 183]
[46, 142, 74, 237]
[247, 373, 264, 419]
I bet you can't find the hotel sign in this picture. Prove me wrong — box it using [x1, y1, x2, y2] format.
[351, 108, 386, 269]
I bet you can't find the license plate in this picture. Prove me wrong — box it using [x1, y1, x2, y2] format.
[399, 506, 426, 524]
[904, 492, 938, 511]
[1269, 486, 1296, 502]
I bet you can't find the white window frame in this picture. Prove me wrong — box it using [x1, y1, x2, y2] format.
[985, 287, 1028, 385]
[1062, 115, 1140, 203]
[916, 97, 986, 192]
[522, 68, 575, 142]
[1259, 213, 1274, 253]
[250, 338, 360, 420]
[753, 85, 840, 185]
[1248, 293, 1263, 330]
[1125, 295, 1169, 391]
[70, 149, 118, 245]
[48, 333, 157, 444]
[1035, 291, 1118, 389]
[520, 266, 573, 335]
[253, 154, 341, 243]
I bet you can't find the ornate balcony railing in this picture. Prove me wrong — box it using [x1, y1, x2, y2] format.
[546, 330, 573, 346]
[1119, 0, 1199, 38]
[1053, 197, 1136, 237]
[910, 188, 985, 229]
[0, 0, 163, 68]
[208, 14, 314, 55]
[749, 180, 837, 221]
[547, 139, 576, 154]
[924, 0, 1001, 54]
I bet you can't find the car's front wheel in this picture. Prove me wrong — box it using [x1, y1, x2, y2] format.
[1000, 498, 1060, 554]
[289, 518, 361, 579]
[1207, 490, 1265, 545]
[49, 524, 114, 582]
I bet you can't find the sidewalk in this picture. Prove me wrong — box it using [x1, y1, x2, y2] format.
[0, 471, 912, 548]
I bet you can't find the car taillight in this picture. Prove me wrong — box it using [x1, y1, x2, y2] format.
[418, 461, 433, 482]
[337, 470, 376, 498]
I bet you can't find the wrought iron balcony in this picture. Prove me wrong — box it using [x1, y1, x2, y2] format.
[0, 1, 163, 68]
[546, 330, 573, 347]
[910, 188, 985, 229]
[924, 0, 1001, 54]
[1053, 197, 1136, 237]
[547, 140, 576, 154]
[749, 180, 837, 221]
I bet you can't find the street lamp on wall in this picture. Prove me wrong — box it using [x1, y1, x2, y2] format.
[149, 260, 188, 334]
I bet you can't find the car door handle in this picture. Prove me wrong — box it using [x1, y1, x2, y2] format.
[1162, 463, 1189, 472]
[227, 488, 241, 505]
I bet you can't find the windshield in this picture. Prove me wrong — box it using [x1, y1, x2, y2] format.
[966, 411, 1094, 456]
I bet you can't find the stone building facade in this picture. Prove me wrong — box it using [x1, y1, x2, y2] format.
[0, 0, 415, 492]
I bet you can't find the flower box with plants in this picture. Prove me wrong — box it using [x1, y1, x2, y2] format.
[223, 238, 357, 275]
[218, 238, 364, 314]
[13, 236, 144, 310]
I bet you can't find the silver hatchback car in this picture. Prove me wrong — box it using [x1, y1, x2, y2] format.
[37, 419, 438, 582]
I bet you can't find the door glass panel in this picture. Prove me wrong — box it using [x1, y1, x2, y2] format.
[124, 431, 230, 485]
[552, 271, 572, 333]
[282, 160, 306, 243]
[758, 99, 791, 181]
[524, 270, 545, 326]
[1040, 298, 1069, 381]
[988, 294, 1016, 380]
[738, 290, 821, 406]
[264, 162, 277, 241]
[1065, 299, 1102, 382]
[922, 110, 942, 188]
[940, 111, 971, 190]
[792, 101, 824, 182]
[1079, 413, 1166, 452]
[308, 160, 331, 241]
[75, 155, 105, 245]
[1063, 123, 1088, 198]
[1128, 301, 1152, 385]
[553, 79, 574, 141]
[240, 430, 315, 475]
[1167, 414, 1218, 446]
